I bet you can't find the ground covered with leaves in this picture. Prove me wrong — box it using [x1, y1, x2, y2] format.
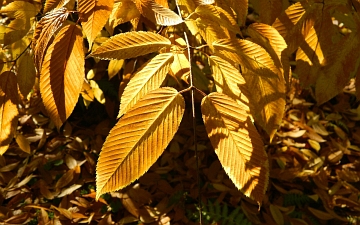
[0, 78, 359, 225]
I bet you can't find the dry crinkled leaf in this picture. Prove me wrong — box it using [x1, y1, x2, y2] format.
[0, 71, 18, 155]
[32, 7, 69, 73]
[118, 53, 174, 117]
[151, 2, 183, 26]
[201, 92, 269, 203]
[89, 31, 171, 60]
[40, 24, 85, 128]
[78, 0, 114, 47]
[96, 87, 185, 199]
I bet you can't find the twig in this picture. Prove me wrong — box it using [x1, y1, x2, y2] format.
[184, 31, 202, 225]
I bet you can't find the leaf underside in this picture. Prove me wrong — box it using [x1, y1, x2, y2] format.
[201, 92, 269, 203]
[96, 87, 185, 200]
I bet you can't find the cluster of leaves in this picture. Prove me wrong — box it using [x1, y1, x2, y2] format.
[1, 0, 360, 224]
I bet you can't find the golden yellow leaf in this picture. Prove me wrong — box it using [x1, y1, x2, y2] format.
[15, 133, 31, 154]
[32, 7, 69, 73]
[247, 23, 290, 83]
[96, 87, 185, 199]
[194, 4, 240, 35]
[209, 55, 250, 109]
[242, 68, 285, 140]
[213, 39, 280, 77]
[78, 0, 114, 47]
[247, 23, 287, 68]
[89, 31, 171, 60]
[108, 59, 124, 80]
[81, 81, 94, 102]
[17, 51, 36, 97]
[0, 1, 37, 21]
[151, 2, 183, 26]
[272, 1, 320, 53]
[119, 53, 174, 117]
[195, 17, 231, 49]
[90, 80, 106, 104]
[40, 24, 85, 128]
[0, 1, 38, 45]
[107, 0, 140, 34]
[44, 0, 63, 12]
[0, 71, 18, 155]
[170, 53, 190, 78]
[201, 92, 268, 203]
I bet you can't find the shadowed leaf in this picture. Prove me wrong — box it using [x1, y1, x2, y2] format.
[201, 92, 269, 203]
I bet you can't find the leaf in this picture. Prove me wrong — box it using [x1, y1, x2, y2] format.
[194, 4, 240, 35]
[43, 0, 65, 13]
[107, 0, 140, 34]
[201, 92, 269, 203]
[247, 23, 287, 68]
[32, 7, 69, 73]
[108, 59, 124, 79]
[272, 1, 321, 53]
[242, 68, 285, 140]
[40, 24, 85, 128]
[151, 2, 183, 26]
[0, 1, 38, 45]
[78, 0, 114, 47]
[96, 87, 185, 199]
[0, 71, 18, 155]
[89, 31, 171, 60]
[17, 51, 36, 97]
[119, 53, 174, 117]
[213, 39, 280, 77]
[15, 133, 31, 154]
[209, 55, 250, 109]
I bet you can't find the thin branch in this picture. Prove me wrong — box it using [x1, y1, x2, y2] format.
[184, 31, 202, 225]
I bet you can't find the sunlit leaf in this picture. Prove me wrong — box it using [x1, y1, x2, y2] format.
[0, 71, 18, 155]
[119, 53, 174, 117]
[201, 92, 268, 203]
[209, 55, 250, 109]
[32, 7, 69, 73]
[107, 0, 140, 34]
[96, 87, 185, 199]
[40, 24, 85, 128]
[151, 2, 183, 26]
[78, 0, 114, 47]
[89, 31, 171, 60]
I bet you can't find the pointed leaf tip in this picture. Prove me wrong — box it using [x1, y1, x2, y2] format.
[96, 87, 185, 199]
[201, 92, 269, 203]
